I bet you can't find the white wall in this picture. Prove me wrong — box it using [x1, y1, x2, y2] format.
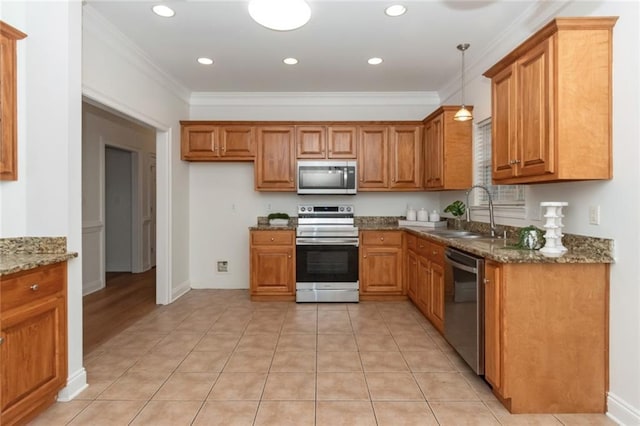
[438, 3, 639, 424]
[82, 5, 191, 303]
[0, 0, 86, 401]
[82, 102, 156, 295]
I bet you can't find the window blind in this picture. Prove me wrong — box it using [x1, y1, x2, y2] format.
[473, 118, 525, 206]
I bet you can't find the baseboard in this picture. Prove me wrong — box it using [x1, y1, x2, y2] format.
[57, 367, 88, 402]
[171, 279, 191, 302]
[82, 279, 104, 296]
[190, 281, 249, 290]
[607, 392, 640, 426]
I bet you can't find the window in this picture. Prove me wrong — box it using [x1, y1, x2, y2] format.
[473, 118, 525, 207]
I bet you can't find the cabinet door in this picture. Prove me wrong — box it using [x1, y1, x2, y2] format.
[484, 261, 502, 389]
[389, 125, 422, 189]
[424, 115, 443, 189]
[181, 125, 219, 160]
[516, 37, 554, 177]
[492, 65, 518, 181]
[296, 126, 326, 159]
[416, 256, 430, 316]
[406, 250, 418, 303]
[360, 246, 403, 294]
[1, 295, 67, 425]
[358, 126, 389, 190]
[255, 126, 296, 191]
[327, 126, 357, 159]
[250, 246, 294, 295]
[429, 261, 445, 333]
[220, 125, 255, 159]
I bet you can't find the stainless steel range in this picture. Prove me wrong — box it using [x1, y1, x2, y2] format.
[295, 204, 359, 303]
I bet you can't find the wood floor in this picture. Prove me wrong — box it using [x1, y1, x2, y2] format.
[83, 268, 158, 355]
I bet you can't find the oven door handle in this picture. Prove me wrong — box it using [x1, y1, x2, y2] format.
[445, 255, 478, 274]
[296, 238, 359, 246]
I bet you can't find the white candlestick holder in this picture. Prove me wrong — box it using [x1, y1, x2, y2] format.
[539, 202, 568, 257]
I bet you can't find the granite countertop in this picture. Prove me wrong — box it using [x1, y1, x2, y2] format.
[249, 216, 614, 264]
[400, 226, 614, 264]
[0, 237, 78, 276]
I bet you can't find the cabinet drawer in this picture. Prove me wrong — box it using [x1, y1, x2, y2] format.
[251, 230, 294, 245]
[415, 237, 430, 258]
[428, 242, 445, 264]
[361, 231, 403, 246]
[405, 233, 417, 251]
[1, 262, 66, 312]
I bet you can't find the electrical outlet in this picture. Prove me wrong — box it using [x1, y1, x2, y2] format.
[589, 205, 600, 225]
[217, 261, 228, 273]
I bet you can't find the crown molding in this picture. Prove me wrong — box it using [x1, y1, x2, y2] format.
[82, 5, 190, 105]
[190, 91, 440, 107]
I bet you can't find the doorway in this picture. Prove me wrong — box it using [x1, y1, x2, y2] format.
[105, 146, 134, 273]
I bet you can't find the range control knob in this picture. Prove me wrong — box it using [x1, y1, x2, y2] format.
[339, 206, 344, 212]
[346, 206, 352, 212]
[300, 207, 306, 212]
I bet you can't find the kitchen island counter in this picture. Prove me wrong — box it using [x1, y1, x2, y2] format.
[0, 237, 77, 276]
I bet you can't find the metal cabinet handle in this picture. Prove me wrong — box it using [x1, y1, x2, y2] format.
[432, 251, 438, 255]
[483, 278, 490, 284]
[363, 255, 368, 258]
[380, 237, 384, 241]
[0, 337, 4, 346]
[419, 244, 425, 248]
[270, 238, 275, 241]
[30, 284, 39, 291]
[288, 255, 292, 258]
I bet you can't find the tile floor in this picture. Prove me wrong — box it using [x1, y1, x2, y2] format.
[31, 290, 617, 425]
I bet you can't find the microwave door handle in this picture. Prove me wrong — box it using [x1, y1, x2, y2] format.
[343, 168, 348, 188]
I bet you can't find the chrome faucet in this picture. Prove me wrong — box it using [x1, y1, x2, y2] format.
[465, 185, 498, 238]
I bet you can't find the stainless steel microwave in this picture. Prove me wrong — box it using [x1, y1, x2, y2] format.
[297, 160, 357, 195]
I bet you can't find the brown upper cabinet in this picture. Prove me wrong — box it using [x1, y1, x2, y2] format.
[296, 125, 357, 159]
[181, 122, 255, 161]
[483, 17, 617, 184]
[255, 126, 296, 191]
[0, 21, 27, 181]
[358, 124, 423, 191]
[423, 106, 473, 190]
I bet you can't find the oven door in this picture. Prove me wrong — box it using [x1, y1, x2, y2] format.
[295, 240, 359, 284]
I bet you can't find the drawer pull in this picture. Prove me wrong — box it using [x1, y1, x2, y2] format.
[419, 244, 425, 248]
[0, 337, 4, 346]
[30, 284, 40, 291]
[270, 237, 275, 241]
[432, 251, 438, 255]
[380, 237, 384, 241]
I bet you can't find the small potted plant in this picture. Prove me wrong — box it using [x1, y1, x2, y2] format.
[268, 212, 290, 227]
[444, 200, 466, 230]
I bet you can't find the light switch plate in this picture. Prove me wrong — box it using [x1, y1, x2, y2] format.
[589, 205, 600, 225]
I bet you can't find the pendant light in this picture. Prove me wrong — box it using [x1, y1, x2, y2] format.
[248, 0, 311, 31]
[454, 43, 473, 122]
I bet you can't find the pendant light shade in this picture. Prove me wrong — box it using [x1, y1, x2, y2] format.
[454, 43, 473, 122]
[248, 0, 311, 31]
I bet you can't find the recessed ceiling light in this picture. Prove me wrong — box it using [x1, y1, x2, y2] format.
[385, 5, 407, 17]
[368, 57, 383, 65]
[248, 0, 311, 31]
[283, 57, 299, 65]
[152, 5, 175, 18]
[197, 57, 214, 65]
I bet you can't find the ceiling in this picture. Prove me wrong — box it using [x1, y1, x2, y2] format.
[86, 1, 550, 93]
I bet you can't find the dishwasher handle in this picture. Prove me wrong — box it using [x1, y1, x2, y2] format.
[445, 253, 478, 274]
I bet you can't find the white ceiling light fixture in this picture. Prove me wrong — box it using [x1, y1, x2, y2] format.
[454, 43, 473, 122]
[385, 5, 407, 17]
[368, 57, 383, 65]
[152, 5, 175, 18]
[197, 57, 214, 65]
[283, 57, 299, 65]
[248, 0, 311, 31]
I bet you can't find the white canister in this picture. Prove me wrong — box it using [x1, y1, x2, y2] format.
[429, 210, 440, 222]
[406, 207, 417, 221]
[417, 208, 429, 222]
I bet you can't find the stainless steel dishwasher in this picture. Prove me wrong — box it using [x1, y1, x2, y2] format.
[444, 247, 485, 375]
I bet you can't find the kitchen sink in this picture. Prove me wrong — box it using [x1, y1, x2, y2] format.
[428, 230, 483, 238]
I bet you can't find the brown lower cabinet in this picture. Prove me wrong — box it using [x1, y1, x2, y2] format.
[1, 262, 68, 426]
[249, 230, 295, 300]
[407, 235, 445, 334]
[484, 260, 609, 413]
[359, 231, 404, 300]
